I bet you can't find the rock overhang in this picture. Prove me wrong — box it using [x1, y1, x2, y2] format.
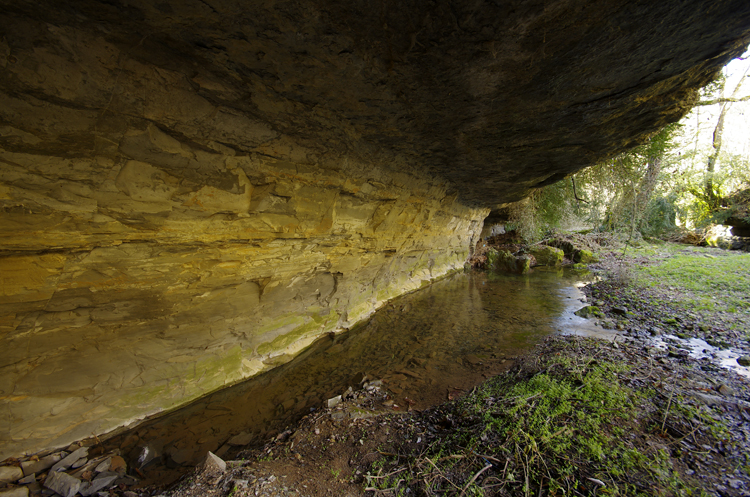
[1, 0, 750, 459]
[3, 0, 750, 208]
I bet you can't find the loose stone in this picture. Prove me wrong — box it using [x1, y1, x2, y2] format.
[736, 355, 750, 367]
[201, 451, 227, 473]
[79, 473, 118, 496]
[44, 470, 81, 497]
[20, 453, 62, 476]
[50, 447, 88, 473]
[94, 457, 111, 473]
[0, 466, 22, 483]
[612, 306, 628, 316]
[109, 455, 127, 475]
[718, 384, 735, 397]
[17, 474, 35, 485]
[227, 432, 254, 446]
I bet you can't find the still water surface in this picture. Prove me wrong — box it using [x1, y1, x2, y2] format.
[105, 268, 598, 483]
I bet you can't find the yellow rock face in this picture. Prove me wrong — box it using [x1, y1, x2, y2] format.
[0, 81, 486, 457]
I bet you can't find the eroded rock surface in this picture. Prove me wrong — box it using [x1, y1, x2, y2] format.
[1, 0, 749, 459]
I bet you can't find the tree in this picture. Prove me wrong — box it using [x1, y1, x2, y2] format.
[689, 64, 750, 214]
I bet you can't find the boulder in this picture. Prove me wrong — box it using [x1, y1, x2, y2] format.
[487, 249, 535, 274]
[573, 249, 599, 264]
[528, 245, 564, 266]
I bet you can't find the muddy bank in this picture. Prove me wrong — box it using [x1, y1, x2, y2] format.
[142, 330, 750, 497]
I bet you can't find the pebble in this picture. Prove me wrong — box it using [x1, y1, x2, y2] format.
[612, 306, 628, 316]
[0, 466, 22, 483]
[327, 395, 342, 408]
[718, 384, 735, 397]
[737, 356, 750, 367]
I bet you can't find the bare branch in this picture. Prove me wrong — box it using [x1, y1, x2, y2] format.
[697, 94, 750, 106]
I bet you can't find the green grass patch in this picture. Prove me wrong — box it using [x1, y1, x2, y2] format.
[635, 252, 750, 311]
[411, 347, 700, 496]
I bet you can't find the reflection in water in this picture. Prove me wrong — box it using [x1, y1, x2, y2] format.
[105, 268, 594, 484]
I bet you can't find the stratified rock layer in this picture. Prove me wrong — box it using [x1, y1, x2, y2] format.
[1, 0, 750, 458]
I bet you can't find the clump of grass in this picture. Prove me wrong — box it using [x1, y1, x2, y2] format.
[404, 342, 696, 496]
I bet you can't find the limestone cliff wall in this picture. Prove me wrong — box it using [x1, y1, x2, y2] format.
[1, 0, 750, 459]
[0, 17, 486, 458]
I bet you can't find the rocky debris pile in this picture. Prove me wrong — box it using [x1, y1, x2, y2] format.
[469, 231, 601, 273]
[0, 444, 139, 497]
[0, 376, 393, 497]
[141, 378, 395, 497]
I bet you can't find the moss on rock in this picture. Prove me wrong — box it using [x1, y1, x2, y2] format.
[574, 249, 599, 263]
[528, 245, 564, 266]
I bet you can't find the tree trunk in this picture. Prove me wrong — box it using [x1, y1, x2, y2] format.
[704, 66, 749, 210]
[635, 154, 663, 227]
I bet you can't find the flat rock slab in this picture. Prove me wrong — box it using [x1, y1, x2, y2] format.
[21, 453, 62, 476]
[50, 447, 88, 473]
[44, 470, 81, 497]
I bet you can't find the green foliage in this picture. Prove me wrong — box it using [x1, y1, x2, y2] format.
[505, 59, 750, 240]
[640, 194, 680, 236]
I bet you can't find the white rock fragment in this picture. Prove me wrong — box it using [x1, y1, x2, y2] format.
[0, 465, 22, 483]
[201, 451, 226, 473]
[327, 395, 342, 408]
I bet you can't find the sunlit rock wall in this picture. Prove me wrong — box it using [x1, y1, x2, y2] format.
[0, 22, 486, 458]
[2, 0, 750, 459]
